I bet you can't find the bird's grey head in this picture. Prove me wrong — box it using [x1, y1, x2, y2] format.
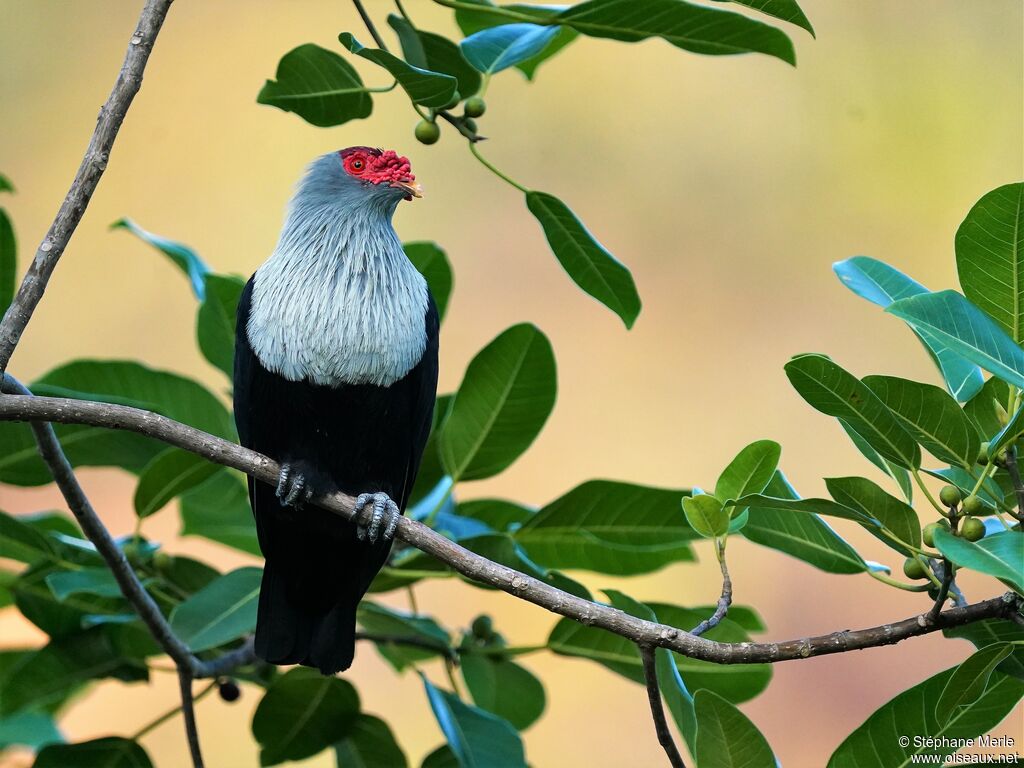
[294, 146, 423, 217]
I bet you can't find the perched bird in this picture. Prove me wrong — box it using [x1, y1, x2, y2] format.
[233, 147, 438, 674]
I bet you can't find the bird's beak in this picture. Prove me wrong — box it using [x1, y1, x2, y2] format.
[390, 180, 423, 199]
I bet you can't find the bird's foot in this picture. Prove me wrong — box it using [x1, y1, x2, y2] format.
[276, 462, 314, 509]
[353, 492, 401, 544]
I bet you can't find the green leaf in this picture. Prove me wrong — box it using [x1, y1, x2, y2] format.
[333, 714, 408, 768]
[935, 643, 1014, 726]
[682, 494, 729, 538]
[258, 44, 374, 127]
[556, 0, 796, 65]
[34, 737, 153, 768]
[461, 654, 546, 730]
[834, 256, 983, 402]
[0, 509, 54, 563]
[526, 191, 640, 328]
[785, 354, 920, 469]
[133, 448, 219, 519]
[742, 471, 869, 575]
[0, 174, 13, 193]
[339, 33, 457, 108]
[253, 668, 360, 766]
[13, 563, 127, 638]
[825, 476, 921, 551]
[169, 566, 261, 652]
[513, 480, 696, 575]
[422, 676, 527, 768]
[945, 620, 1024, 680]
[990, 401, 1024, 458]
[862, 375, 980, 468]
[404, 242, 453, 322]
[715, 440, 781, 514]
[111, 218, 209, 298]
[933, 529, 1023, 593]
[0, 208, 15, 319]
[45, 568, 123, 600]
[888, 291, 1024, 389]
[827, 666, 1024, 767]
[922, 467, 1008, 510]
[179, 470, 259, 555]
[421, 746, 459, 768]
[388, 15, 482, 98]
[460, 23, 561, 74]
[0, 711, 61, 750]
[440, 324, 556, 481]
[458, 498, 532, 531]
[711, 0, 814, 36]
[409, 395, 453, 507]
[694, 689, 776, 768]
[197, 273, 244, 377]
[357, 601, 451, 671]
[956, 183, 1024, 343]
[964, 376, 1011, 438]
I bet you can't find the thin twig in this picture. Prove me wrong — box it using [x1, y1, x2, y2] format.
[1000, 446, 1024, 523]
[0, 391, 1018, 665]
[178, 669, 203, 768]
[0, 0, 173, 372]
[352, 0, 390, 51]
[639, 645, 686, 768]
[133, 680, 218, 740]
[690, 540, 732, 637]
[928, 514, 959, 623]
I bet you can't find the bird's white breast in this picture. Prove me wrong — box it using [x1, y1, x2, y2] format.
[246, 222, 428, 388]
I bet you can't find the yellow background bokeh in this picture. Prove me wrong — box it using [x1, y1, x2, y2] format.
[1, 1, 1021, 766]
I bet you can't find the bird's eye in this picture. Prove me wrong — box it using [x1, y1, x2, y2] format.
[350, 159, 364, 172]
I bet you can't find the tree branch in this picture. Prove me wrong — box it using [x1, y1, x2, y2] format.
[690, 540, 731, 637]
[178, 669, 203, 768]
[0, 0, 173, 373]
[640, 645, 686, 768]
[0, 391, 1019, 665]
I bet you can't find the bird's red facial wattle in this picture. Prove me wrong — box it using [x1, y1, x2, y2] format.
[339, 147, 422, 200]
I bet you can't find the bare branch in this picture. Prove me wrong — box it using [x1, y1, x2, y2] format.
[639, 645, 686, 768]
[690, 540, 732, 637]
[0, 391, 1018, 664]
[0, 0, 173, 372]
[178, 670, 204, 768]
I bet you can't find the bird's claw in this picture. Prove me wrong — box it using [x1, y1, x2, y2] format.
[276, 463, 314, 509]
[354, 492, 401, 544]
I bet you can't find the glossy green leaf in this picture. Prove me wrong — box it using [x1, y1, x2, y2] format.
[253, 668, 360, 766]
[695, 689, 776, 768]
[682, 494, 729, 538]
[333, 714, 407, 768]
[13, 563, 127, 638]
[34, 737, 153, 768]
[556, 0, 796, 65]
[945, 620, 1024, 680]
[440, 324, 556, 481]
[863, 375, 980, 468]
[45, 568, 123, 600]
[458, 498, 532, 532]
[933, 529, 1023, 593]
[715, 440, 781, 515]
[340, 33, 456, 108]
[404, 242, 453, 322]
[742, 471, 869, 575]
[111, 218, 209, 298]
[956, 183, 1024, 343]
[827, 666, 1024, 767]
[0, 208, 15, 319]
[389, 15, 482, 98]
[711, 0, 814, 35]
[169, 566, 261, 652]
[197, 273, 244, 377]
[0, 509, 54, 563]
[834, 256, 983, 401]
[179, 470, 259, 555]
[133, 448, 219, 519]
[461, 654, 546, 730]
[785, 354, 920, 469]
[357, 601, 451, 671]
[526, 191, 640, 328]
[963, 376, 1011, 438]
[421, 746, 459, 768]
[460, 23, 561, 74]
[935, 644, 1014, 726]
[825, 476, 921, 551]
[923, 467, 1008, 510]
[258, 44, 374, 127]
[888, 291, 1024, 389]
[422, 675, 527, 768]
[514, 481, 696, 574]
[989, 402, 1024, 459]
[0, 711, 61, 750]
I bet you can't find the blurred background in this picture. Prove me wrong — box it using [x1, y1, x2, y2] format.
[0, 1, 1021, 765]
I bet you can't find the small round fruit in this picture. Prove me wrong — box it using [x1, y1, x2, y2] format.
[922, 521, 948, 548]
[471, 615, 493, 638]
[938, 485, 962, 508]
[960, 517, 986, 541]
[218, 679, 241, 702]
[961, 495, 987, 516]
[464, 96, 486, 118]
[903, 557, 927, 580]
[414, 120, 441, 145]
[152, 551, 173, 571]
[978, 442, 991, 464]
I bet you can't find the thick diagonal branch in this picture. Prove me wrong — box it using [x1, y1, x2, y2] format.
[0, 392, 1018, 665]
[0, 0, 173, 372]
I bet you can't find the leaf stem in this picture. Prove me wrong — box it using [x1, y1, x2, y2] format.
[469, 143, 529, 193]
[912, 469, 946, 516]
[432, 0, 542, 25]
[867, 569, 932, 592]
[352, 0, 390, 51]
